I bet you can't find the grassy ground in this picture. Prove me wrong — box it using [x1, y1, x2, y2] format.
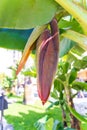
[4, 96, 87, 130]
[4, 98, 62, 130]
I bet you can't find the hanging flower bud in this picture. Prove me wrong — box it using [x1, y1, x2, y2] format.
[36, 18, 59, 104]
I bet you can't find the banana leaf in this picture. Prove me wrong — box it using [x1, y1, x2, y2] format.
[59, 38, 76, 57]
[72, 81, 87, 91]
[0, 0, 58, 29]
[68, 106, 87, 123]
[0, 28, 33, 50]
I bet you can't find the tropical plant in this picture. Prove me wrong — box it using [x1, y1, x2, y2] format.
[1, 75, 13, 90]
[47, 58, 87, 130]
[22, 55, 87, 129]
[0, 0, 87, 130]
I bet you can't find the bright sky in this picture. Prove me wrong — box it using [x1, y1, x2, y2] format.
[0, 48, 21, 75]
[0, 48, 34, 76]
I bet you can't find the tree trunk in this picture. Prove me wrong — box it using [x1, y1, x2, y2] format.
[61, 105, 67, 128]
[64, 85, 80, 130]
[69, 97, 80, 130]
[23, 84, 34, 105]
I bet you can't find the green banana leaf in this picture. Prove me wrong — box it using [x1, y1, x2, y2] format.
[59, 38, 76, 57]
[58, 61, 70, 74]
[46, 101, 59, 110]
[0, 0, 58, 29]
[34, 115, 48, 130]
[22, 67, 37, 77]
[68, 106, 87, 123]
[59, 19, 83, 33]
[62, 30, 87, 51]
[34, 116, 63, 130]
[69, 68, 77, 84]
[52, 120, 63, 130]
[71, 45, 85, 56]
[72, 81, 87, 91]
[55, 0, 87, 34]
[70, 54, 87, 70]
[0, 28, 33, 50]
[50, 89, 59, 100]
[54, 79, 64, 92]
[64, 45, 85, 68]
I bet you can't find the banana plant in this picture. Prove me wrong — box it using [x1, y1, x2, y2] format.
[0, 1, 87, 130]
[47, 55, 87, 129]
[0, 0, 86, 52]
[20, 50, 87, 129]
